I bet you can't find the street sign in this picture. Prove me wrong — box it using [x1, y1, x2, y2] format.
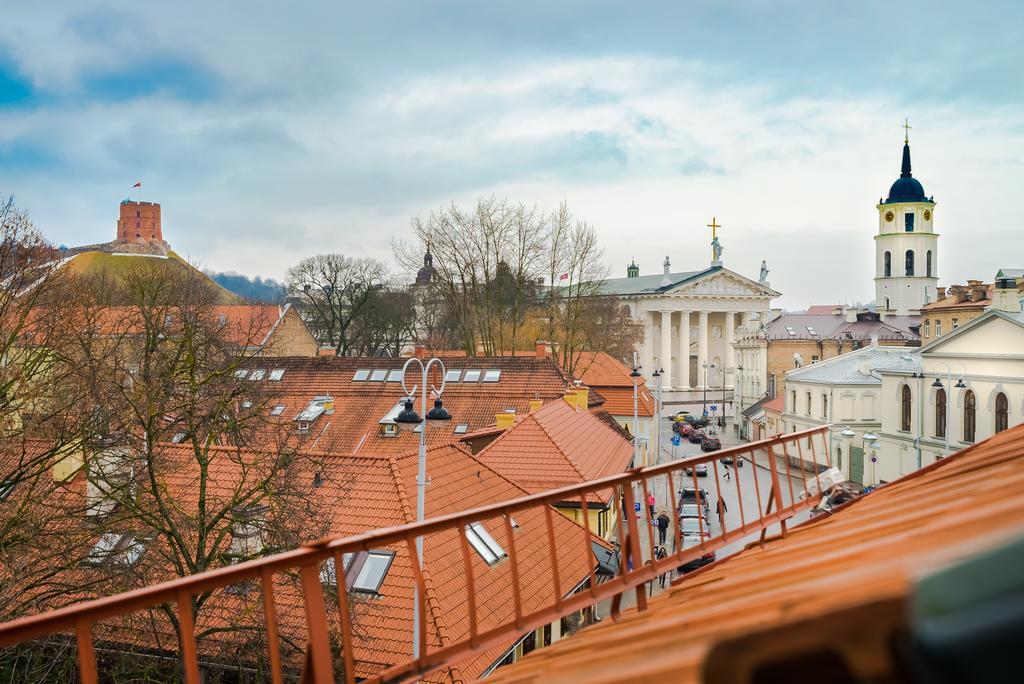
[634, 502, 641, 512]
[710, 405, 718, 412]
[671, 434, 681, 446]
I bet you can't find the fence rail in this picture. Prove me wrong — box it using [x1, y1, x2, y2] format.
[0, 426, 832, 683]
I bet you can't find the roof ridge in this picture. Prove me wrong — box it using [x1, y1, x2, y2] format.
[531, 402, 590, 482]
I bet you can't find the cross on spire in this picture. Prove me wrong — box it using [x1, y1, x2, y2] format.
[902, 118, 912, 144]
[707, 216, 720, 238]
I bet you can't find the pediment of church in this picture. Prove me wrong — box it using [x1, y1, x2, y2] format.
[670, 270, 778, 298]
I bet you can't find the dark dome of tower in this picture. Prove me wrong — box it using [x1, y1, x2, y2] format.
[884, 141, 931, 204]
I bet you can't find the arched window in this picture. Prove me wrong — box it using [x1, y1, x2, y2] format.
[935, 388, 946, 438]
[884, 251, 892, 277]
[926, 250, 933, 277]
[996, 392, 1009, 433]
[900, 385, 912, 431]
[905, 250, 915, 276]
[963, 390, 976, 442]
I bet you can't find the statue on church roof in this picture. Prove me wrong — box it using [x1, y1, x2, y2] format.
[759, 259, 770, 285]
[711, 236, 723, 264]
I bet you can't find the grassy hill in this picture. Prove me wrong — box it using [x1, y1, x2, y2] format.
[63, 250, 241, 304]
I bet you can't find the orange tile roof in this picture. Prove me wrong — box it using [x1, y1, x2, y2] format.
[5, 439, 604, 681]
[762, 394, 785, 413]
[475, 399, 633, 504]
[247, 356, 586, 456]
[487, 424, 1024, 683]
[570, 352, 655, 417]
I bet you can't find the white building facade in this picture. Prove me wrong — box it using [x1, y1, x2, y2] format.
[597, 259, 779, 396]
[873, 309, 1024, 483]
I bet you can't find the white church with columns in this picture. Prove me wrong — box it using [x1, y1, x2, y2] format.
[595, 224, 779, 399]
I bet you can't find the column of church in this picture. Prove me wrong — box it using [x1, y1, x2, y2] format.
[659, 310, 673, 389]
[697, 311, 709, 389]
[677, 311, 691, 390]
[643, 310, 655, 374]
[725, 312, 736, 388]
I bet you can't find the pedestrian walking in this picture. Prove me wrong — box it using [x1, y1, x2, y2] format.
[656, 546, 670, 588]
[723, 463, 731, 480]
[716, 496, 728, 529]
[656, 512, 670, 545]
[647, 492, 656, 518]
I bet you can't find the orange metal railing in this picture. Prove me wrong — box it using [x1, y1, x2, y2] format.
[0, 426, 832, 683]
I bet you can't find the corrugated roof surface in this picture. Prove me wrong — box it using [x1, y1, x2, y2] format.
[475, 400, 633, 504]
[786, 345, 921, 385]
[486, 424, 1024, 683]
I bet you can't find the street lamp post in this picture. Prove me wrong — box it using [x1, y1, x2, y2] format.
[931, 363, 967, 456]
[630, 352, 642, 467]
[395, 357, 451, 660]
[652, 364, 667, 508]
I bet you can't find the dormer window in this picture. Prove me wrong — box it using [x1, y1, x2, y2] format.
[230, 505, 268, 559]
[87, 533, 144, 567]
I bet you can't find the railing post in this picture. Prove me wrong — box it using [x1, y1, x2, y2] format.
[299, 561, 335, 684]
[766, 441, 788, 537]
[75, 619, 98, 684]
[621, 480, 648, 612]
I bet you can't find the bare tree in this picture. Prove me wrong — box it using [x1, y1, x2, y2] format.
[286, 254, 387, 355]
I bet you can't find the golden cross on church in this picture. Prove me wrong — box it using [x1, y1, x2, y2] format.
[707, 217, 721, 263]
[902, 117, 912, 144]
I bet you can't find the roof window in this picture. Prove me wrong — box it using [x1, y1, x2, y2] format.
[785, 326, 796, 336]
[466, 522, 507, 566]
[269, 369, 285, 381]
[249, 369, 266, 381]
[369, 369, 388, 382]
[171, 432, 187, 444]
[270, 405, 286, 416]
[483, 369, 501, 382]
[0, 481, 15, 501]
[322, 550, 394, 595]
[454, 424, 469, 434]
[806, 326, 817, 336]
[234, 369, 249, 379]
[386, 369, 404, 382]
[87, 533, 144, 567]
[463, 369, 482, 382]
[444, 369, 462, 383]
[352, 369, 371, 381]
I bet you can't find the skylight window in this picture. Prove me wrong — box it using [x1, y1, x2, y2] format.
[352, 551, 394, 594]
[270, 405, 285, 416]
[249, 369, 266, 381]
[785, 326, 796, 336]
[369, 369, 388, 382]
[482, 369, 501, 382]
[806, 326, 817, 336]
[269, 369, 286, 381]
[466, 523, 507, 566]
[241, 400, 253, 409]
[234, 369, 249, 379]
[444, 369, 462, 383]
[463, 369, 482, 382]
[87, 533, 144, 567]
[386, 369, 404, 382]
[171, 432, 187, 444]
[454, 424, 469, 434]
[352, 369, 371, 381]
[0, 481, 15, 501]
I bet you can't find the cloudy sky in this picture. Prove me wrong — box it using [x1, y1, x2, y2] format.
[1, 1, 1021, 308]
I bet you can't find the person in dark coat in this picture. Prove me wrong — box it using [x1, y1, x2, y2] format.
[656, 512, 670, 545]
[716, 496, 728, 529]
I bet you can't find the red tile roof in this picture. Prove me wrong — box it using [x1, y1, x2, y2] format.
[762, 394, 785, 413]
[570, 352, 655, 417]
[246, 356, 588, 456]
[475, 399, 633, 504]
[488, 424, 1024, 683]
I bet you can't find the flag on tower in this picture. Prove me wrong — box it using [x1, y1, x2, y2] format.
[558, 272, 569, 281]
[133, 181, 142, 188]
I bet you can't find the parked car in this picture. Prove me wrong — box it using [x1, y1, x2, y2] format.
[719, 454, 744, 467]
[678, 487, 710, 513]
[688, 429, 705, 443]
[678, 503, 710, 527]
[684, 415, 709, 429]
[701, 435, 721, 452]
[684, 461, 708, 477]
[678, 532, 716, 573]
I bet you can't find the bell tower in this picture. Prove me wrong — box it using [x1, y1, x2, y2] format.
[874, 121, 938, 317]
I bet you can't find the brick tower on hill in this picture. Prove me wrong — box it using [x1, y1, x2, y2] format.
[116, 200, 165, 245]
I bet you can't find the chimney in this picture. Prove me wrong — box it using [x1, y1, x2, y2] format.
[535, 340, 549, 359]
[529, 398, 544, 412]
[414, 343, 427, 359]
[870, 333, 879, 347]
[844, 307, 857, 323]
[990, 277, 1023, 313]
[575, 388, 589, 410]
[935, 287, 947, 302]
[972, 283, 989, 303]
[495, 412, 516, 430]
[317, 346, 336, 357]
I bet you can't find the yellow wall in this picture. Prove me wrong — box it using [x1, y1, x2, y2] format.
[556, 501, 615, 540]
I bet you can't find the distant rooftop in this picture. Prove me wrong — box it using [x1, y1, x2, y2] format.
[786, 344, 921, 385]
